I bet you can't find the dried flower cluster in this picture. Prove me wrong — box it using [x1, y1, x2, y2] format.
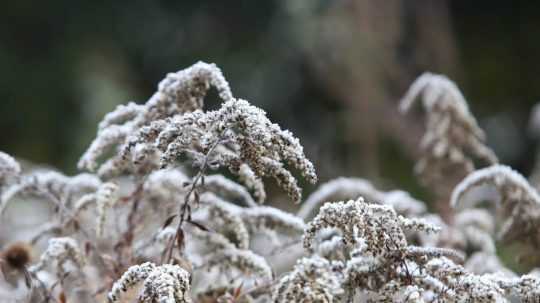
[108, 262, 191, 303]
[298, 177, 426, 220]
[451, 164, 540, 253]
[0, 152, 20, 190]
[28, 237, 84, 274]
[2, 63, 540, 303]
[78, 62, 233, 177]
[78, 61, 316, 203]
[286, 198, 539, 302]
[400, 73, 498, 191]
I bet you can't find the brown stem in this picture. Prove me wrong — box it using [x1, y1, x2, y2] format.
[164, 136, 226, 264]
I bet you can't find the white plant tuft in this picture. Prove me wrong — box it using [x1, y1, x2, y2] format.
[29, 237, 85, 274]
[400, 73, 498, 188]
[298, 177, 426, 220]
[0, 151, 21, 189]
[94, 182, 119, 237]
[274, 255, 344, 302]
[78, 62, 233, 178]
[451, 164, 540, 248]
[108, 262, 191, 303]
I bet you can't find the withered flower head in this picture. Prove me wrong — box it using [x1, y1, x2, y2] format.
[1, 242, 32, 270]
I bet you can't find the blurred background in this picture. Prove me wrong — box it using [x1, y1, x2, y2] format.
[1, 0, 539, 203]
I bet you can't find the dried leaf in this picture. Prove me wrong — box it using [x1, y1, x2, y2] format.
[176, 228, 185, 252]
[0, 260, 7, 279]
[185, 204, 192, 222]
[233, 282, 244, 299]
[72, 220, 80, 231]
[84, 241, 91, 256]
[162, 214, 178, 229]
[187, 219, 210, 232]
[22, 268, 32, 289]
[194, 190, 200, 204]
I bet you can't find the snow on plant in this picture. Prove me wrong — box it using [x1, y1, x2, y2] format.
[451, 164, 540, 252]
[273, 255, 345, 302]
[0, 151, 20, 190]
[108, 262, 191, 303]
[296, 198, 540, 302]
[400, 73, 498, 191]
[2, 63, 540, 302]
[122, 97, 317, 203]
[29, 237, 84, 275]
[78, 61, 316, 204]
[298, 177, 426, 220]
[241, 205, 306, 245]
[77, 62, 234, 178]
[303, 198, 441, 254]
[0, 170, 101, 214]
[28, 237, 92, 302]
[417, 208, 497, 255]
[93, 182, 119, 237]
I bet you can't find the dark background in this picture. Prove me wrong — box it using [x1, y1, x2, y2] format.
[1, 0, 538, 203]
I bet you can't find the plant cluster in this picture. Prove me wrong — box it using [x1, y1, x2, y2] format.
[2, 63, 540, 302]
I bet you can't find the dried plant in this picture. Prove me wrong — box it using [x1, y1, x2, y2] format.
[108, 262, 191, 303]
[2, 63, 540, 303]
[0, 151, 20, 191]
[77, 62, 234, 178]
[298, 177, 426, 220]
[451, 164, 540, 253]
[294, 198, 539, 302]
[400, 73, 498, 194]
